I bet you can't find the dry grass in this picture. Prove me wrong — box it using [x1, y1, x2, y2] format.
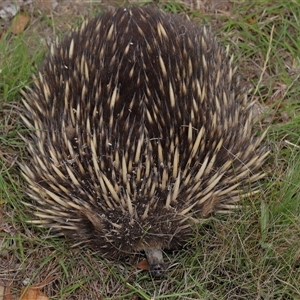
[1, 0, 300, 299]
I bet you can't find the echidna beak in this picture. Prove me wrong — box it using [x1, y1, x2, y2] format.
[149, 263, 165, 277]
[144, 249, 165, 277]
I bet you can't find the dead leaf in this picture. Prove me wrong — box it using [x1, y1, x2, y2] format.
[247, 17, 257, 25]
[11, 13, 30, 35]
[20, 287, 49, 300]
[0, 29, 6, 40]
[0, 284, 12, 300]
[136, 259, 150, 271]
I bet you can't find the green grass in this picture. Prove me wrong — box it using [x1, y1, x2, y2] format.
[1, 0, 300, 299]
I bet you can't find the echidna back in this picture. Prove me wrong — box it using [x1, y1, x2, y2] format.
[20, 6, 268, 260]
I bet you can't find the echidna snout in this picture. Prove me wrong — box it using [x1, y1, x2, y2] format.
[145, 250, 165, 277]
[20, 6, 269, 276]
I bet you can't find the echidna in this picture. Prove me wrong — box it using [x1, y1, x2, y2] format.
[20, 6, 268, 277]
